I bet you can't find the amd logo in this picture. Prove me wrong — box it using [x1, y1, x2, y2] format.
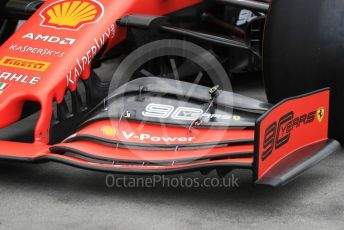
[22, 33, 76, 45]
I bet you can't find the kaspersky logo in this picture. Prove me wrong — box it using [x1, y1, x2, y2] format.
[40, 0, 104, 31]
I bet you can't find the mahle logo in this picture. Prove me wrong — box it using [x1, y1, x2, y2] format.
[40, 0, 104, 31]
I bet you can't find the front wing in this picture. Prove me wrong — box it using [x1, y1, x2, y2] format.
[0, 88, 339, 187]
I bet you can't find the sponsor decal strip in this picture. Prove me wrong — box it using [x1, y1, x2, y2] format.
[101, 127, 196, 143]
[22, 33, 76, 46]
[39, 0, 105, 31]
[261, 109, 322, 161]
[121, 131, 196, 143]
[0, 71, 41, 85]
[9, 44, 64, 57]
[66, 24, 115, 86]
[142, 103, 240, 121]
[0, 56, 50, 72]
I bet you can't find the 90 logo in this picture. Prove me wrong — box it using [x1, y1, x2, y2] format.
[262, 110, 318, 161]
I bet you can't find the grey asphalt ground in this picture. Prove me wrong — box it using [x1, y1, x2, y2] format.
[0, 68, 343, 230]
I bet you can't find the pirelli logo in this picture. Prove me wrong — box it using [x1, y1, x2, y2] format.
[0, 56, 50, 72]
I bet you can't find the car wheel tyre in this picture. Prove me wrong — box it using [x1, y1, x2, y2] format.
[0, 19, 17, 45]
[263, 0, 344, 144]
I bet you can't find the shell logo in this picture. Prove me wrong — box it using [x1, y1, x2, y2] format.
[39, 0, 104, 31]
[101, 126, 117, 137]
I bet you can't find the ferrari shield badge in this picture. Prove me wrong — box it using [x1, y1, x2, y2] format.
[317, 107, 325, 122]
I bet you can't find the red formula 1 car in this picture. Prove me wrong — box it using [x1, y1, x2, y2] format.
[0, 0, 342, 187]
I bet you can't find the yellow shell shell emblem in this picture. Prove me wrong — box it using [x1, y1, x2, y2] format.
[40, 0, 104, 30]
[233, 115, 241, 121]
[317, 107, 325, 123]
[101, 126, 117, 137]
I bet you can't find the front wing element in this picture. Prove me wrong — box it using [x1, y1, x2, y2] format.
[0, 87, 338, 187]
[253, 88, 340, 186]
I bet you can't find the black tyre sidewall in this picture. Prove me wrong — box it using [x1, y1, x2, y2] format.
[263, 0, 344, 143]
